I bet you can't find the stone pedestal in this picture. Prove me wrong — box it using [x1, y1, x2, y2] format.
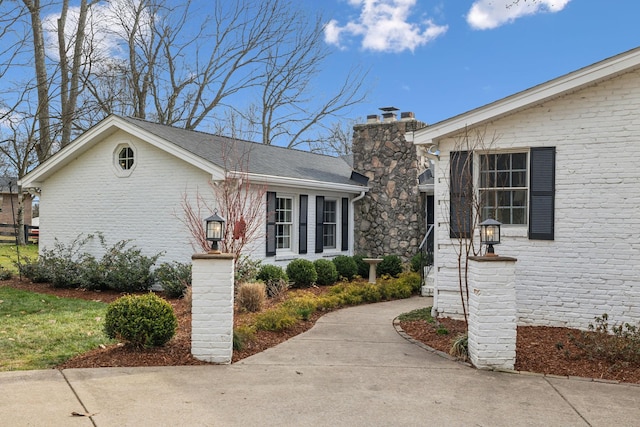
[191, 253, 235, 364]
[363, 258, 383, 283]
[467, 256, 517, 370]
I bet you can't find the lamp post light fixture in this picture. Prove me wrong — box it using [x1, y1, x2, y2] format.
[205, 211, 225, 254]
[479, 218, 501, 256]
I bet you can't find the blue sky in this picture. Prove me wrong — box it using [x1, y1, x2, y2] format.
[306, 0, 640, 126]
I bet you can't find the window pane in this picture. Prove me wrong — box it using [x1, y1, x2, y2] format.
[512, 171, 527, 187]
[512, 153, 526, 169]
[478, 153, 528, 225]
[496, 154, 510, 171]
[512, 208, 526, 224]
[323, 224, 336, 248]
[512, 190, 527, 207]
[276, 197, 292, 250]
[496, 172, 510, 187]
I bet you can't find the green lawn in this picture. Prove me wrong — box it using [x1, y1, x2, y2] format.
[0, 287, 114, 371]
[0, 244, 39, 273]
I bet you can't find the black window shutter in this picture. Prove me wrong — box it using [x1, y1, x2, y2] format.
[529, 147, 555, 240]
[315, 196, 324, 253]
[341, 197, 349, 251]
[266, 192, 277, 256]
[299, 195, 308, 254]
[449, 151, 473, 238]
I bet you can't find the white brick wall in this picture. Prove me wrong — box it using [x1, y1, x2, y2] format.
[40, 130, 209, 264]
[39, 130, 355, 268]
[191, 254, 234, 363]
[433, 69, 640, 329]
[468, 257, 517, 370]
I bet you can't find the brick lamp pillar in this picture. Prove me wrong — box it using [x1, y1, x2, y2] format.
[467, 255, 518, 370]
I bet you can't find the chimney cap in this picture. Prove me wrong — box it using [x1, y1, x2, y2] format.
[379, 106, 399, 112]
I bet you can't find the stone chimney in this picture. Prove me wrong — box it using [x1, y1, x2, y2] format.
[352, 108, 428, 261]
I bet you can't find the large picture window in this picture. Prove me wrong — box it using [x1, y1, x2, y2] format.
[323, 199, 337, 249]
[479, 152, 528, 225]
[276, 197, 293, 249]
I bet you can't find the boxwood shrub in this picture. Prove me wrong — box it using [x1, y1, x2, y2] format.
[313, 259, 338, 286]
[104, 293, 178, 347]
[286, 259, 317, 288]
[332, 255, 358, 281]
[377, 255, 403, 278]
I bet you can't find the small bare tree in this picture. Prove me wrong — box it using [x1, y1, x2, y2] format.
[444, 126, 497, 324]
[180, 140, 266, 260]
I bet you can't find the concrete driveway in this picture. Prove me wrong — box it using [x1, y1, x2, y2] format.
[2, 297, 640, 426]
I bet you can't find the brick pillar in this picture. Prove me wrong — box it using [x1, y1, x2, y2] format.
[467, 256, 518, 370]
[191, 253, 235, 364]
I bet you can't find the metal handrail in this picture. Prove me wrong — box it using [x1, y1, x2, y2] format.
[419, 224, 434, 250]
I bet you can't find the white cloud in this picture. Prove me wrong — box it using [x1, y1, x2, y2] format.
[324, 0, 448, 53]
[467, 0, 571, 30]
[42, 0, 153, 64]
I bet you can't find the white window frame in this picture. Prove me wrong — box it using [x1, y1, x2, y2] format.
[112, 142, 137, 177]
[478, 151, 528, 226]
[276, 195, 294, 251]
[323, 199, 337, 250]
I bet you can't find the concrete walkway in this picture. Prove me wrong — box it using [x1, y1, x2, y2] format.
[2, 297, 640, 426]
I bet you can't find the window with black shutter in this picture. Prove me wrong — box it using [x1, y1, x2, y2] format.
[450, 151, 473, 238]
[529, 147, 555, 240]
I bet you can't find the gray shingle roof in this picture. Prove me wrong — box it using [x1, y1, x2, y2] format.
[121, 116, 362, 187]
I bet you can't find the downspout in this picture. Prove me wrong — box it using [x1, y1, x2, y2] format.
[349, 190, 367, 255]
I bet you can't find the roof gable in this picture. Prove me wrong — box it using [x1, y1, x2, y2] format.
[21, 115, 366, 192]
[413, 46, 640, 144]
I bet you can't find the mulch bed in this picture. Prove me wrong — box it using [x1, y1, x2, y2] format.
[4, 277, 640, 383]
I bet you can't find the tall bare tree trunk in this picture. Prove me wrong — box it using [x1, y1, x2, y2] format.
[24, 0, 52, 162]
[58, 0, 90, 147]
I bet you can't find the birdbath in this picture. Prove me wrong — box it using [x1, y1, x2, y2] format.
[363, 258, 383, 284]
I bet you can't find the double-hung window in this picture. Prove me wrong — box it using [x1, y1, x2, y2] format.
[479, 153, 528, 225]
[322, 200, 337, 249]
[276, 197, 293, 250]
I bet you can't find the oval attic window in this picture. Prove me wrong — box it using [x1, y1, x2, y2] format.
[118, 146, 134, 170]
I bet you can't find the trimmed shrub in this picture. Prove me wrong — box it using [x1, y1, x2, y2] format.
[257, 264, 288, 283]
[257, 264, 289, 298]
[237, 282, 267, 312]
[283, 295, 318, 321]
[16, 257, 51, 283]
[379, 278, 412, 300]
[96, 241, 161, 292]
[286, 259, 317, 288]
[104, 293, 177, 347]
[352, 254, 370, 278]
[377, 255, 403, 278]
[395, 271, 422, 293]
[410, 252, 434, 273]
[313, 259, 338, 286]
[254, 306, 299, 331]
[329, 282, 382, 305]
[0, 266, 12, 280]
[332, 255, 358, 281]
[156, 262, 192, 298]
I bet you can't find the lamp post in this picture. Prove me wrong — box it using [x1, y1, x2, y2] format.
[205, 211, 225, 254]
[479, 218, 501, 256]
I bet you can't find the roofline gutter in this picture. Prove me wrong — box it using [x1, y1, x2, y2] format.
[231, 171, 369, 194]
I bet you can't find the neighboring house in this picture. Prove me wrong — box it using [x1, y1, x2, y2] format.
[19, 115, 368, 267]
[0, 176, 34, 226]
[410, 46, 640, 328]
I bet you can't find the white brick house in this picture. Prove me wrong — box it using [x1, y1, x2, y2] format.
[410, 47, 640, 328]
[20, 115, 368, 267]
